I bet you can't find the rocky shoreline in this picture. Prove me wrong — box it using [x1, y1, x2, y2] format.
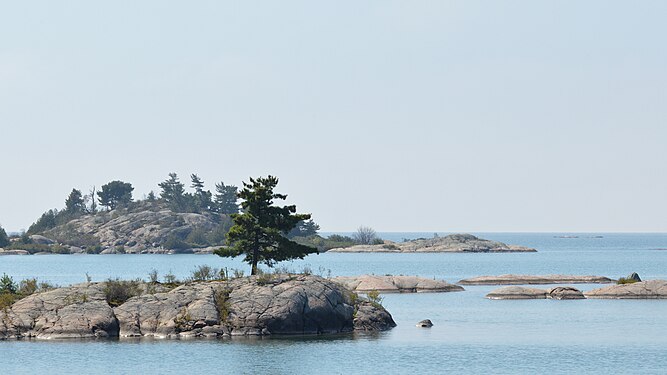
[0, 275, 395, 340]
[328, 234, 536, 253]
[486, 280, 667, 300]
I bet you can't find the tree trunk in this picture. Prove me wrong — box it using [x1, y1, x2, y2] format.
[251, 241, 259, 275]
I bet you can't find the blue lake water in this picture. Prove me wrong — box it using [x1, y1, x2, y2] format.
[2, 233, 667, 374]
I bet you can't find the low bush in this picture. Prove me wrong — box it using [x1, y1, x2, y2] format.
[617, 277, 639, 285]
[104, 278, 141, 307]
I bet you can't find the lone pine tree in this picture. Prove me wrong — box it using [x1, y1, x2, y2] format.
[215, 175, 317, 275]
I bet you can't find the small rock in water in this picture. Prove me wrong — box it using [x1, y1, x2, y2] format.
[416, 319, 433, 328]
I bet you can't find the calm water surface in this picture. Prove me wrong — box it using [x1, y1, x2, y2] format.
[2, 233, 667, 374]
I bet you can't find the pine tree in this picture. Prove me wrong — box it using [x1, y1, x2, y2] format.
[65, 188, 85, 214]
[190, 174, 212, 211]
[0, 225, 10, 248]
[215, 176, 317, 275]
[214, 182, 239, 214]
[97, 181, 134, 210]
[159, 173, 186, 212]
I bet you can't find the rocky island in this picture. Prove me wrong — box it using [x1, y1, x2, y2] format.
[458, 274, 614, 285]
[486, 286, 585, 300]
[333, 275, 464, 293]
[328, 234, 536, 253]
[0, 274, 395, 340]
[584, 280, 667, 299]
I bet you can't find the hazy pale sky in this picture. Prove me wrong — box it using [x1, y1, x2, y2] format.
[1, 1, 666, 233]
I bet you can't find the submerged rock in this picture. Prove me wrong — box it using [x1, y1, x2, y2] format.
[0, 275, 396, 340]
[459, 274, 613, 285]
[333, 275, 464, 293]
[416, 319, 433, 327]
[585, 280, 667, 299]
[328, 234, 536, 253]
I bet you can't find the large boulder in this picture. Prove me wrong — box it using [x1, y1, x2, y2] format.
[333, 275, 464, 293]
[459, 274, 613, 285]
[0, 283, 118, 339]
[0, 275, 395, 340]
[547, 287, 585, 300]
[28, 235, 55, 245]
[585, 280, 667, 299]
[328, 234, 536, 253]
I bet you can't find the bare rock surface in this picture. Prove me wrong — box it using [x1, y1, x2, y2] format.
[487, 286, 585, 300]
[41, 206, 226, 253]
[333, 275, 464, 293]
[584, 280, 667, 299]
[0, 283, 118, 339]
[486, 286, 548, 299]
[547, 287, 585, 300]
[328, 234, 535, 253]
[0, 275, 395, 340]
[459, 274, 613, 285]
[416, 319, 433, 327]
[0, 249, 29, 255]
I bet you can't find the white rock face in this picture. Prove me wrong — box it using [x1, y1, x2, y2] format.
[328, 234, 536, 253]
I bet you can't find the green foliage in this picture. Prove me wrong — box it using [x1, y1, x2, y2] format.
[186, 227, 209, 247]
[0, 225, 10, 247]
[65, 188, 85, 214]
[287, 219, 321, 238]
[190, 265, 216, 281]
[98, 180, 134, 210]
[292, 234, 357, 252]
[103, 278, 141, 307]
[27, 209, 59, 234]
[617, 277, 639, 285]
[216, 175, 318, 275]
[214, 182, 239, 214]
[162, 234, 190, 250]
[215, 289, 232, 322]
[0, 293, 16, 310]
[147, 269, 159, 284]
[159, 173, 188, 212]
[0, 274, 17, 294]
[191, 174, 213, 212]
[163, 270, 178, 284]
[18, 278, 38, 295]
[366, 289, 384, 307]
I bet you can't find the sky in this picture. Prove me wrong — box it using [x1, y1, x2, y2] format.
[1, 1, 666, 233]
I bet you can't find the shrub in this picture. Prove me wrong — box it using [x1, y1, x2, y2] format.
[186, 228, 209, 247]
[162, 235, 189, 250]
[190, 265, 216, 281]
[147, 269, 159, 284]
[366, 289, 384, 307]
[163, 270, 178, 284]
[18, 278, 38, 296]
[215, 289, 232, 322]
[104, 278, 141, 307]
[0, 274, 17, 294]
[353, 226, 379, 245]
[0, 293, 16, 310]
[617, 277, 639, 285]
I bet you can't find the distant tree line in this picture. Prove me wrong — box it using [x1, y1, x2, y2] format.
[26, 173, 242, 235]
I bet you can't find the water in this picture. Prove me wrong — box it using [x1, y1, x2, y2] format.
[2, 233, 667, 374]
